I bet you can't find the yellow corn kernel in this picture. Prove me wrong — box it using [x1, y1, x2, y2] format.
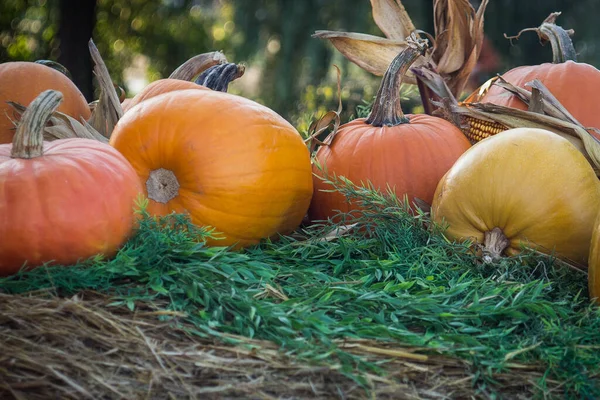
[462, 116, 507, 143]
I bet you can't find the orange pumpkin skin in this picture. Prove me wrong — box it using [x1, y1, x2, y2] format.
[481, 61, 600, 129]
[0, 139, 143, 276]
[123, 79, 207, 112]
[110, 89, 314, 248]
[308, 115, 471, 222]
[0, 62, 91, 143]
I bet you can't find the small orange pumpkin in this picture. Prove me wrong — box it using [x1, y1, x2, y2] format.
[0, 90, 143, 276]
[110, 88, 313, 248]
[0, 61, 91, 143]
[308, 37, 471, 222]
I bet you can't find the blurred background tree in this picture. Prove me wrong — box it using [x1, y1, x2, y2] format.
[1, 0, 598, 131]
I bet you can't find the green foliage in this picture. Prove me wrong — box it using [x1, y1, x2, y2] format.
[0, 0, 57, 61]
[92, 0, 224, 92]
[1, 179, 599, 398]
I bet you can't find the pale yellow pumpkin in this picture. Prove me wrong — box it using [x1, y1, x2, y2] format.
[431, 127, 600, 266]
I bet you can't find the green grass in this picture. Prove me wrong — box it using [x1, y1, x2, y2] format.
[1, 178, 599, 398]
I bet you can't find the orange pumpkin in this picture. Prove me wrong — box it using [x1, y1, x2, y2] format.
[109, 88, 313, 248]
[0, 61, 91, 144]
[475, 18, 600, 130]
[0, 90, 143, 276]
[308, 38, 471, 222]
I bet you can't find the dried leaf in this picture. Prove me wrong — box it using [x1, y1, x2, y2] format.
[493, 77, 582, 127]
[371, 0, 416, 40]
[7, 101, 108, 143]
[312, 31, 422, 81]
[528, 87, 544, 114]
[461, 75, 498, 103]
[87, 39, 123, 139]
[306, 66, 344, 153]
[313, 0, 489, 102]
[411, 62, 455, 114]
[433, 0, 470, 73]
[439, 101, 600, 175]
[432, 0, 489, 95]
[320, 223, 359, 242]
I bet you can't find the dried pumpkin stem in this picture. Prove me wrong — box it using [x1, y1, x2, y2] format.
[195, 62, 245, 92]
[504, 12, 577, 64]
[11, 90, 62, 159]
[34, 60, 73, 80]
[366, 33, 429, 127]
[169, 51, 228, 81]
[482, 227, 510, 262]
[539, 13, 577, 63]
[146, 168, 180, 204]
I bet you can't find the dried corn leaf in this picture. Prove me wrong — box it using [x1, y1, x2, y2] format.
[437, 99, 600, 175]
[312, 31, 422, 80]
[493, 77, 582, 127]
[528, 87, 544, 114]
[87, 39, 123, 139]
[313, 0, 488, 101]
[306, 66, 344, 153]
[7, 102, 108, 143]
[371, 0, 416, 40]
[432, 0, 489, 96]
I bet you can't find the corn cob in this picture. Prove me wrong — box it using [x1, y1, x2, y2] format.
[460, 116, 508, 143]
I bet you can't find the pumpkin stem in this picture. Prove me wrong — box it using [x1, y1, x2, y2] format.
[482, 227, 510, 262]
[366, 33, 429, 127]
[195, 62, 245, 92]
[10, 90, 62, 159]
[169, 51, 228, 81]
[34, 60, 73, 80]
[504, 12, 577, 64]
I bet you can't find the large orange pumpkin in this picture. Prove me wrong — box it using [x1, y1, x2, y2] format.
[308, 38, 471, 222]
[109, 88, 313, 248]
[474, 18, 600, 130]
[0, 90, 143, 276]
[0, 61, 91, 143]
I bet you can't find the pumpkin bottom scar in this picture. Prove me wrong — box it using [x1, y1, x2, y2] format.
[146, 168, 180, 203]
